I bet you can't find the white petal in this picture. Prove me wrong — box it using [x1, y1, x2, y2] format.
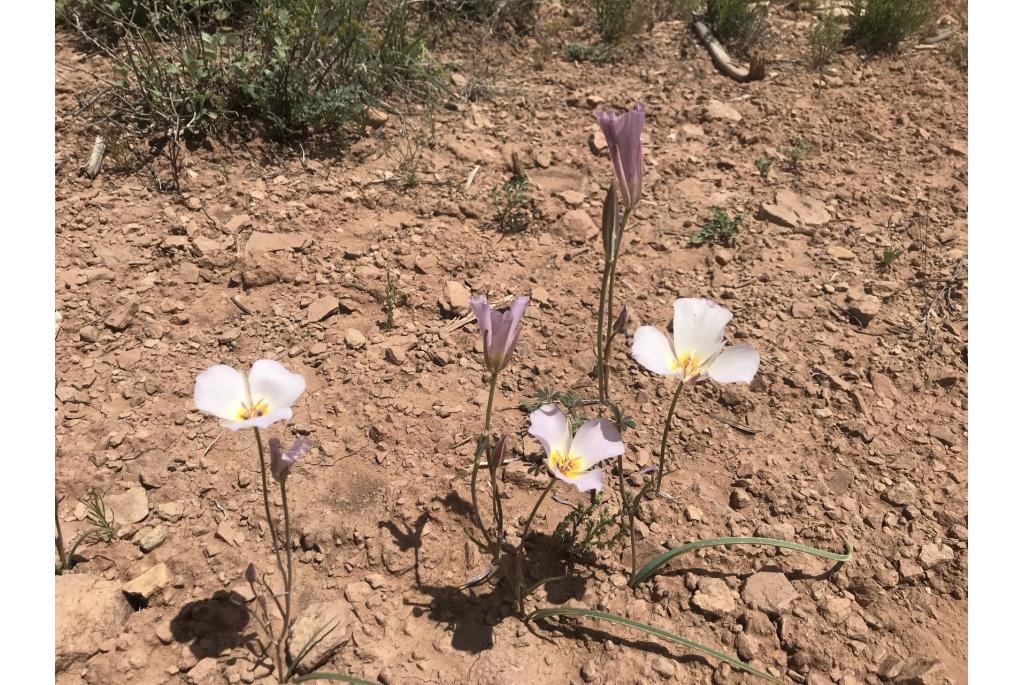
[194, 365, 248, 421]
[631, 326, 679, 376]
[569, 419, 624, 469]
[567, 469, 605, 493]
[705, 344, 760, 384]
[529, 404, 571, 457]
[248, 360, 305, 412]
[221, 407, 294, 431]
[673, 298, 732, 361]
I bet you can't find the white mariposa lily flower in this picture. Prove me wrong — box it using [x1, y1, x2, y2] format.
[631, 298, 759, 383]
[194, 360, 306, 430]
[528, 404, 624, 492]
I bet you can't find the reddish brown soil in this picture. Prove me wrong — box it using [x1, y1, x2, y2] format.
[55, 7, 966, 685]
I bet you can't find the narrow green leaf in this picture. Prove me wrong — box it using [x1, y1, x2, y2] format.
[293, 673, 375, 684]
[630, 535, 853, 587]
[284, 620, 338, 681]
[526, 607, 783, 684]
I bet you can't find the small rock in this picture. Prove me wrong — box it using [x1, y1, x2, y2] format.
[245, 232, 311, 255]
[742, 572, 799, 616]
[216, 521, 244, 547]
[531, 286, 551, 307]
[791, 301, 816, 319]
[730, 488, 752, 510]
[107, 485, 150, 527]
[224, 214, 251, 233]
[898, 559, 924, 582]
[344, 329, 367, 350]
[893, 657, 947, 685]
[306, 296, 339, 323]
[651, 656, 677, 679]
[870, 371, 899, 400]
[414, 254, 438, 274]
[365, 573, 386, 590]
[581, 659, 600, 683]
[561, 209, 599, 244]
[684, 505, 704, 522]
[559, 190, 586, 207]
[123, 563, 170, 600]
[760, 190, 831, 229]
[847, 294, 882, 324]
[827, 245, 858, 260]
[187, 657, 227, 685]
[588, 128, 608, 154]
[56, 574, 132, 671]
[385, 345, 408, 365]
[918, 543, 955, 569]
[157, 501, 185, 522]
[881, 482, 917, 507]
[821, 596, 853, 625]
[366, 107, 389, 128]
[928, 425, 957, 446]
[105, 301, 138, 331]
[441, 281, 472, 316]
[714, 248, 734, 266]
[703, 99, 743, 122]
[138, 526, 168, 552]
[691, 577, 737, 618]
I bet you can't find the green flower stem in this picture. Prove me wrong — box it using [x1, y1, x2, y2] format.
[616, 455, 635, 574]
[601, 206, 632, 400]
[470, 374, 499, 556]
[55, 499, 68, 571]
[280, 479, 294, 678]
[596, 249, 612, 403]
[655, 379, 686, 494]
[516, 475, 557, 615]
[630, 535, 854, 587]
[253, 429, 289, 584]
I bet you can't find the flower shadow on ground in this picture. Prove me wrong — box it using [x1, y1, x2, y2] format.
[170, 590, 254, 659]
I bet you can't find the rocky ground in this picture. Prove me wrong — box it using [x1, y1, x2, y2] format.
[55, 5, 967, 685]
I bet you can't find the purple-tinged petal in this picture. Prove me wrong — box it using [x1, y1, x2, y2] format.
[528, 404, 572, 458]
[498, 296, 530, 368]
[569, 419, 624, 470]
[269, 436, 312, 481]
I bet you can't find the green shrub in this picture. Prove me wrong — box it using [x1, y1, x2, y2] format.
[807, 12, 844, 69]
[846, 0, 932, 52]
[423, 0, 537, 34]
[591, 0, 652, 43]
[62, 0, 441, 187]
[691, 208, 742, 247]
[704, 0, 767, 53]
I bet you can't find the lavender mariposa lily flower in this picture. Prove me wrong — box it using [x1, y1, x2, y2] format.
[269, 436, 312, 482]
[469, 294, 530, 375]
[194, 360, 305, 430]
[632, 298, 760, 384]
[596, 103, 645, 211]
[528, 404, 624, 492]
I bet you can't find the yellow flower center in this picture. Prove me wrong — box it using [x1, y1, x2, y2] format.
[671, 350, 703, 379]
[550, 450, 584, 479]
[237, 399, 269, 421]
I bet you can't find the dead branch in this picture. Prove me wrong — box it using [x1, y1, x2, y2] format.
[692, 19, 766, 83]
[79, 136, 106, 179]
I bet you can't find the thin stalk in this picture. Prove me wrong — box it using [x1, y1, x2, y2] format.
[596, 252, 612, 403]
[601, 206, 632, 399]
[253, 429, 288, 583]
[470, 375, 499, 555]
[516, 476, 557, 615]
[280, 480, 294, 680]
[655, 380, 687, 494]
[55, 499, 68, 571]
[615, 456, 634, 573]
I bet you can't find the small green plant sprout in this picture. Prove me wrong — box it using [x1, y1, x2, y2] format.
[553, 490, 624, 563]
[691, 208, 742, 247]
[780, 138, 813, 173]
[808, 12, 844, 71]
[384, 272, 398, 331]
[847, 0, 933, 53]
[490, 175, 532, 234]
[879, 247, 903, 270]
[55, 491, 117, 574]
[754, 157, 773, 181]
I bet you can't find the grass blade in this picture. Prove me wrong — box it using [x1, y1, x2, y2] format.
[293, 673, 376, 684]
[284, 620, 338, 681]
[630, 535, 852, 587]
[526, 607, 783, 684]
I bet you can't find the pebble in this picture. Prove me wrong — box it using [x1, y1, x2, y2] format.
[138, 526, 167, 552]
[123, 563, 170, 600]
[345, 328, 367, 349]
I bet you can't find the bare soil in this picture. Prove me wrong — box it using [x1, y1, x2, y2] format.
[55, 7, 967, 685]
